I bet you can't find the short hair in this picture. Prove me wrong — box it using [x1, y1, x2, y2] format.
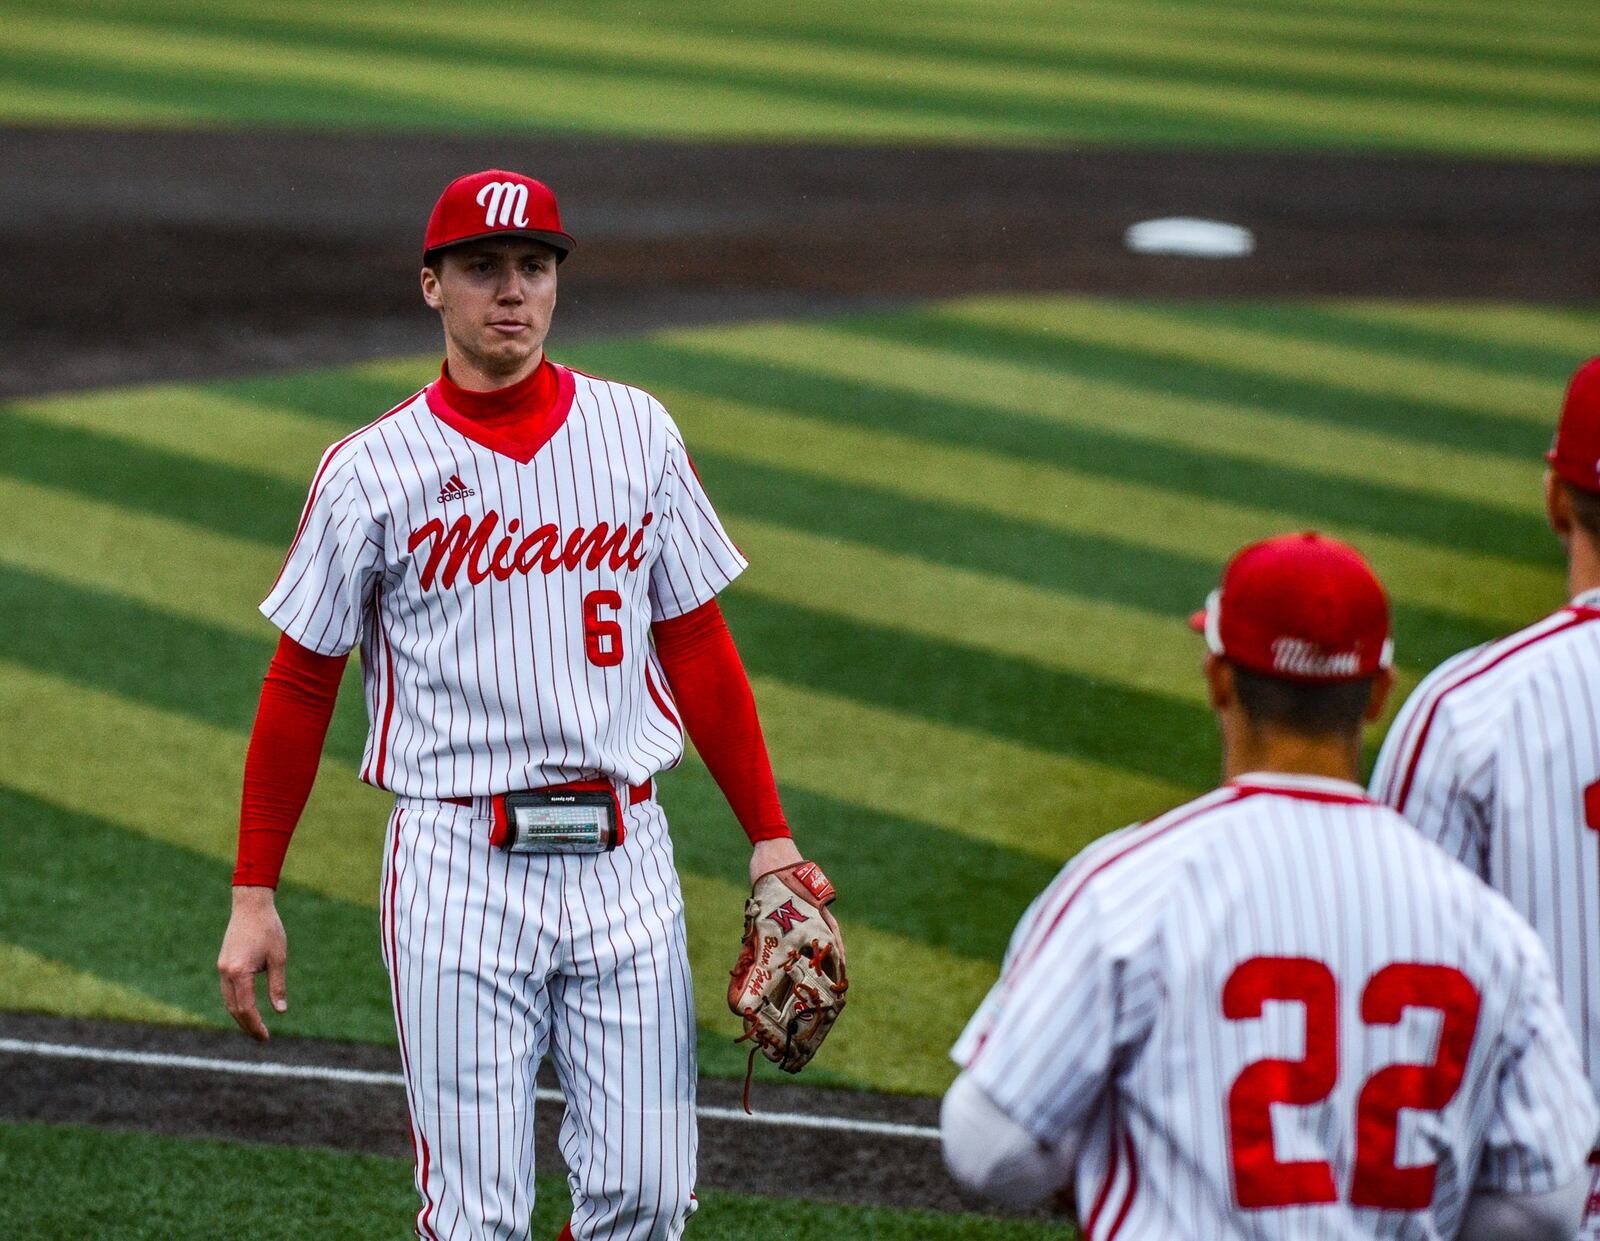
[1231, 664, 1374, 737]
[422, 247, 445, 272]
[1563, 479, 1600, 539]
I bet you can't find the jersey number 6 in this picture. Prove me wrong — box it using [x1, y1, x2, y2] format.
[1222, 956, 1480, 1212]
[583, 590, 624, 667]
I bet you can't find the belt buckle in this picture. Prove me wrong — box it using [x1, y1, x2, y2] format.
[492, 785, 620, 854]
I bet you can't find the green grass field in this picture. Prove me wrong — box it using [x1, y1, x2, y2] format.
[2, 0, 1598, 156]
[1, 293, 1589, 1099]
[0, 1122, 1064, 1239]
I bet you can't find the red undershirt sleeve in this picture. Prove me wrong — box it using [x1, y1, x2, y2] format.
[651, 599, 790, 844]
[233, 632, 349, 888]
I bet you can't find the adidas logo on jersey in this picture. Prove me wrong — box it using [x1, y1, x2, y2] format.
[437, 474, 477, 503]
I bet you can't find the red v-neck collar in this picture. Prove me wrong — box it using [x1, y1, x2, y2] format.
[424, 361, 576, 464]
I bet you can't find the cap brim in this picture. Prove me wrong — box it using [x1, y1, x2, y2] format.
[1187, 608, 1208, 634]
[425, 229, 577, 260]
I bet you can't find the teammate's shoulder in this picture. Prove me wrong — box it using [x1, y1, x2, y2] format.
[1430, 606, 1597, 693]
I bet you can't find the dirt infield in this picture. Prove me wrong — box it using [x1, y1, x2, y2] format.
[0, 1011, 1036, 1219]
[3, 125, 1597, 397]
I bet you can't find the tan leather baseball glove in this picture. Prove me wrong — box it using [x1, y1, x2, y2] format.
[728, 860, 848, 1108]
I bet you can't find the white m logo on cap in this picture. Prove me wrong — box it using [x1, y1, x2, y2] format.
[476, 181, 530, 229]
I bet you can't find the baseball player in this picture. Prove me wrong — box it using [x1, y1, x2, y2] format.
[942, 532, 1599, 1240]
[1371, 356, 1600, 1236]
[215, 169, 839, 1240]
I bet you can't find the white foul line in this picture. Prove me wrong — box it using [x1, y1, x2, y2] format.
[0, 1038, 940, 1142]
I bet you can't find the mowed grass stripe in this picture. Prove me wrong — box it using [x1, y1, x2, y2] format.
[0, 1122, 1066, 1240]
[0, 475, 290, 637]
[0, 557, 369, 764]
[687, 319, 1547, 522]
[1326, 302, 1600, 359]
[1153, 301, 1598, 385]
[0, 45, 521, 137]
[8, 1, 1597, 153]
[735, 518, 1207, 703]
[1243, 0, 1600, 36]
[0, 657, 387, 906]
[0, 76, 202, 125]
[828, 0, 1600, 67]
[749, 676, 1193, 858]
[571, 363, 1553, 643]
[934, 298, 1561, 431]
[0, 787, 395, 1043]
[694, 450, 1517, 677]
[0, 940, 201, 1027]
[0, 2, 1228, 149]
[683, 8, 1600, 118]
[0, 384, 383, 482]
[0, 409, 305, 546]
[0, 12, 1018, 146]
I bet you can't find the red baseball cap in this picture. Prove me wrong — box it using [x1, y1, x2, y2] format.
[423, 169, 576, 261]
[1188, 532, 1393, 681]
[1548, 357, 1600, 495]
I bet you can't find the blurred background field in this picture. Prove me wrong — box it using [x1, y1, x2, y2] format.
[1, 0, 1596, 1234]
[4, 0, 1600, 155]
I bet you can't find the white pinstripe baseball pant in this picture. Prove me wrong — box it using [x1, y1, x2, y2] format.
[380, 793, 698, 1240]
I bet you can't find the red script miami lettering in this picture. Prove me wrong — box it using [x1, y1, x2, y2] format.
[409, 510, 653, 590]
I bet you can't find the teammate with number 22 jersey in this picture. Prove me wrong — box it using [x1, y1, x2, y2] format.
[942, 533, 1597, 1240]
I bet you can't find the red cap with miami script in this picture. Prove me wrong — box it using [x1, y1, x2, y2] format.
[1188, 532, 1393, 681]
[423, 169, 576, 261]
[1548, 357, 1600, 495]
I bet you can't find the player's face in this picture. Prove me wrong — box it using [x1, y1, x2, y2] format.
[422, 240, 559, 383]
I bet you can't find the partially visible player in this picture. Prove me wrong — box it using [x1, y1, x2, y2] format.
[1371, 356, 1600, 1236]
[942, 533, 1598, 1240]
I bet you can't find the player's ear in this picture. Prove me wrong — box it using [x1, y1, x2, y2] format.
[1204, 653, 1233, 712]
[1546, 470, 1574, 543]
[420, 265, 444, 310]
[1363, 668, 1395, 724]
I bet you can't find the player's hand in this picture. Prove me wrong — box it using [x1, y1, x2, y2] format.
[748, 835, 803, 885]
[217, 885, 289, 1041]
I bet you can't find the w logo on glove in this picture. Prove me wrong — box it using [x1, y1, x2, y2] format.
[766, 900, 808, 933]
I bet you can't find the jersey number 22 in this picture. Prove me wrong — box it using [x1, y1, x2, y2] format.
[1222, 956, 1480, 1211]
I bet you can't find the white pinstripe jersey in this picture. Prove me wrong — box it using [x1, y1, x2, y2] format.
[261, 364, 747, 797]
[1371, 592, 1600, 1106]
[953, 773, 1599, 1241]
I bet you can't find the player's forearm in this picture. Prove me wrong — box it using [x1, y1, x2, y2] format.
[233, 634, 348, 887]
[652, 600, 789, 843]
[940, 1071, 1079, 1209]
